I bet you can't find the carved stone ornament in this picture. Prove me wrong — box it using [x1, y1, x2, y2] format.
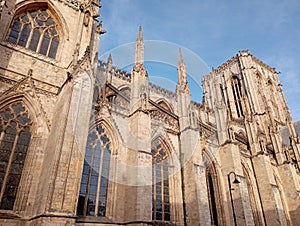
[150, 109, 179, 133]
[1, 72, 51, 130]
[132, 63, 148, 77]
[0, 0, 7, 18]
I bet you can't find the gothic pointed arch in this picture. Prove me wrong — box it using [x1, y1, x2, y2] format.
[202, 150, 224, 226]
[0, 92, 49, 131]
[241, 162, 264, 226]
[151, 136, 173, 222]
[14, 0, 70, 39]
[77, 118, 118, 218]
[5, 1, 69, 59]
[0, 94, 40, 210]
[108, 85, 130, 108]
[156, 99, 174, 113]
[231, 76, 244, 118]
[273, 173, 290, 225]
[266, 79, 280, 119]
[0, 76, 52, 130]
[94, 118, 119, 155]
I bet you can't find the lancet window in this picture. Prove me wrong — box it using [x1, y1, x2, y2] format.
[203, 153, 223, 226]
[0, 102, 32, 210]
[152, 141, 170, 221]
[7, 8, 60, 58]
[231, 76, 244, 117]
[77, 125, 111, 217]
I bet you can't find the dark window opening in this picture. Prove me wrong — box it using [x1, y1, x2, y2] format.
[232, 77, 244, 118]
[0, 103, 32, 210]
[77, 125, 111, 217]
[207, 171, 219, 225]
[152, 142, 170, 222]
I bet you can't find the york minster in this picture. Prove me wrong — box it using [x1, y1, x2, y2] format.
[0, 0, 299, 225]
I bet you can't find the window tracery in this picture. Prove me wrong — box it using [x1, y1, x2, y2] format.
[7, 8, 60, 58]
[77, 125, 111, 217]
[231, 76, 244, 118]
[0, 102, 32, 210]
[151, 141, 170, 222]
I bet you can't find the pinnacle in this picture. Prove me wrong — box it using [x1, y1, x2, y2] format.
[138, 25, 143, 41]
[179, 48, 184, 64]
[107, 53, 112, 64]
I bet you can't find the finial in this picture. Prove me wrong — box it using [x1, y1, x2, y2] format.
[135, 26, 144, 64]
[177, 48, 189, 94]
[179, 48, 183, 64]
[138, 25, 143, 41]
[107, 53, 112, 64]
[178, 48, 186, 70]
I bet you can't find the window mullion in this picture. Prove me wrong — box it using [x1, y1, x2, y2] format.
[0, 129, 20, 204]
[95, 145, 105, 216]
[45, 36, 52, 57]
[36, 30, 44, 53]
[153, 159, 156, 220]
[161, 162, 164, 221]
[15, 23, 24, 45]
[25, 23, 34, 49]
[0, 129, 5, 145]
[83, 145, 96, 216]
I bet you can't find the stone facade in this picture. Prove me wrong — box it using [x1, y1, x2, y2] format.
[0, 1, 299, 225]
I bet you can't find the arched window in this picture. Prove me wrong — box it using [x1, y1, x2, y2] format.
[242, 166, 263, 226]
[0, 102, 32, 210]
[151, 141, 170, 221]
[206, 166, 219, 225]
[77, 125, 111, 217]
[7, 8, 60, 58]
[231, 76, 243, 118]
[267, 81, 280, 119]
[203, 153, 224, 226]
[157, 100, 173, 113]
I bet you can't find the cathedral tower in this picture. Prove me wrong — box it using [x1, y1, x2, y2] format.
[202, 50, 300, 226]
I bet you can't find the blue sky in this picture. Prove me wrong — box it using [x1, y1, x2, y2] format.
[98, 0, 300, 121]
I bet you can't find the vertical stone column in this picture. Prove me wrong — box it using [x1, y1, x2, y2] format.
[251, 154, 286, 225]
[128, 111, 152, 222]
[195, 165, 211, 226]
[219, 143, 255, 226]
[278, 164, 300, 225]
[34, 69, 94, 225]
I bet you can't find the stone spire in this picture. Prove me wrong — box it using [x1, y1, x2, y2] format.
[135, 26, 144, 65]
[107, 53, 112, 66]
[106, 53, 112, 73]
[177, 48, 190, 94]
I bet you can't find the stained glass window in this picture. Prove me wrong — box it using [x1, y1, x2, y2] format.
[152, 142, 170, 221]
[0, 102, 32, 210]
[77, 125, 111, 217]
[7, 8, 59, 59]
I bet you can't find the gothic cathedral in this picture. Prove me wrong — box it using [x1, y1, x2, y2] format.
[0, 1, 299, 225]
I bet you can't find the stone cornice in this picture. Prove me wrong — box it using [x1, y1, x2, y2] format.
[250, 54, 277, 73]
[53, 0, 81, 10]
[99, 61, 131, 82]
[211, 55, 238, 74]
[149, 82, 176, 99]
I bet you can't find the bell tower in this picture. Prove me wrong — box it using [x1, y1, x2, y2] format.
[0, 0, 105, 225]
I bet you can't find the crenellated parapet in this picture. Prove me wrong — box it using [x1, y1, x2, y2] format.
[149, 82, 176, 99]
